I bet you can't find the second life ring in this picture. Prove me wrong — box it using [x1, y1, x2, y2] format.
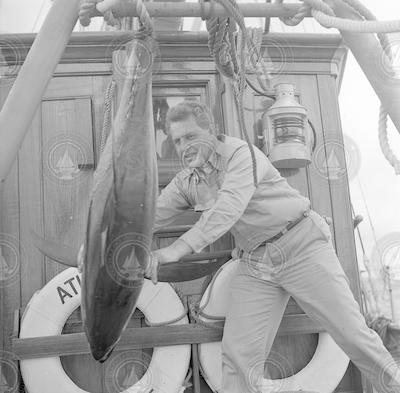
[19, 267, 191, 393]
[198, 259, 350, 393]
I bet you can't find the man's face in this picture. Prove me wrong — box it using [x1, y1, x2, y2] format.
[169, 115, 216, 168]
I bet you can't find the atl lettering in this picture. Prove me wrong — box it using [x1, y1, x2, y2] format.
[56, 274, 81, 304]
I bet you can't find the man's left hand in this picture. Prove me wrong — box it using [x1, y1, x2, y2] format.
[146, 239, 193, 284]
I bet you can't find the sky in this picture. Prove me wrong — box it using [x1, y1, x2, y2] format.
[1, 0, 400, 318]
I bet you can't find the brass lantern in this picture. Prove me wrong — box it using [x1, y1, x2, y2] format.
[263, 82, 312, 168]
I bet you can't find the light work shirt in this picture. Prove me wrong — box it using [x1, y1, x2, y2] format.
[154, 135, 310, 253]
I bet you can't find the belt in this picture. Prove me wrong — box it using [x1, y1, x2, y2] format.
[259, 209, 310, 246]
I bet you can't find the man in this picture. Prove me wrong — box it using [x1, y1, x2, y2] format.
[148, 100, 400, 393]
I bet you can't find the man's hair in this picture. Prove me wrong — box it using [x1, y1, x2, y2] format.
[165, 101, 215, 133]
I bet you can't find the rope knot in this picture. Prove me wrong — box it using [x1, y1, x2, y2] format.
[277, 0, 311, 27]
[79, 0, 101, 27]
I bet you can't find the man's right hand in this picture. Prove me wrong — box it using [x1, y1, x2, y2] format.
[145, 252, 160, 285]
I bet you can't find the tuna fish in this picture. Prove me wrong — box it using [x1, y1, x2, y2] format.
[79, 37, 158, 362]
[31, 36, 231, 363]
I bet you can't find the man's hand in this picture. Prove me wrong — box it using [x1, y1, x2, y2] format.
[146, 239, 193, 285]
[146, 247, 177, 285]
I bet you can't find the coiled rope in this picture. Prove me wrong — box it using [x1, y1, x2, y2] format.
[277, 0, 400, 33]
[277, 0, 400, 174]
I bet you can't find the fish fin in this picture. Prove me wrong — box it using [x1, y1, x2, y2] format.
[30, 230, 78, 267]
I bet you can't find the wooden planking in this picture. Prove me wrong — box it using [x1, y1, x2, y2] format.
[0, 81, 21, 388]
[12, 313, 323, 360]
[42, 76, 95, 100]
[40, 89, 100, 391]
[316, 74, 360, 297]
[19, 109, 45, 307]
[41, 97, 94, 283]
[316, 74, 363, 393]
[18, 77, 97, 306]
[297, 74, 335, 239]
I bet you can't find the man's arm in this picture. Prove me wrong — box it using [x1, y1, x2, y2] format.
[153, 174, 191, 232]
[179, 145, 270, 253]
[152, 173, 194, 262]
[148, 175, 193, 283]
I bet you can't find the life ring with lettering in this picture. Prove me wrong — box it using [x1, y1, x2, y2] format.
[198, 259, 350, 393]
[19, 267, 190, 393]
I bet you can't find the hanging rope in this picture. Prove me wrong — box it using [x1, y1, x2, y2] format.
[238, 27, 273, 95]
[378, 106, 400, 175]
[134, 0, 154, 33]
[204, 0, 278, 187]
[79, 0, 100, 27]
[143, 284, 189, 327]
[275, 0, 310, 26]
[103, 7, 121, 27]
[277, 0, 400, 174]
[100, 79, 117, 153]
[81, 0, 154, 32]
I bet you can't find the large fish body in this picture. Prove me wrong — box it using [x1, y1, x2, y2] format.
[81, 38, 158, 362]
[30, 37, 233, 362]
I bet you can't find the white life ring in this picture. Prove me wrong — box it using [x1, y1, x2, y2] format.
[20, 267, 191, 393]
[198, 259, 350, 393]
